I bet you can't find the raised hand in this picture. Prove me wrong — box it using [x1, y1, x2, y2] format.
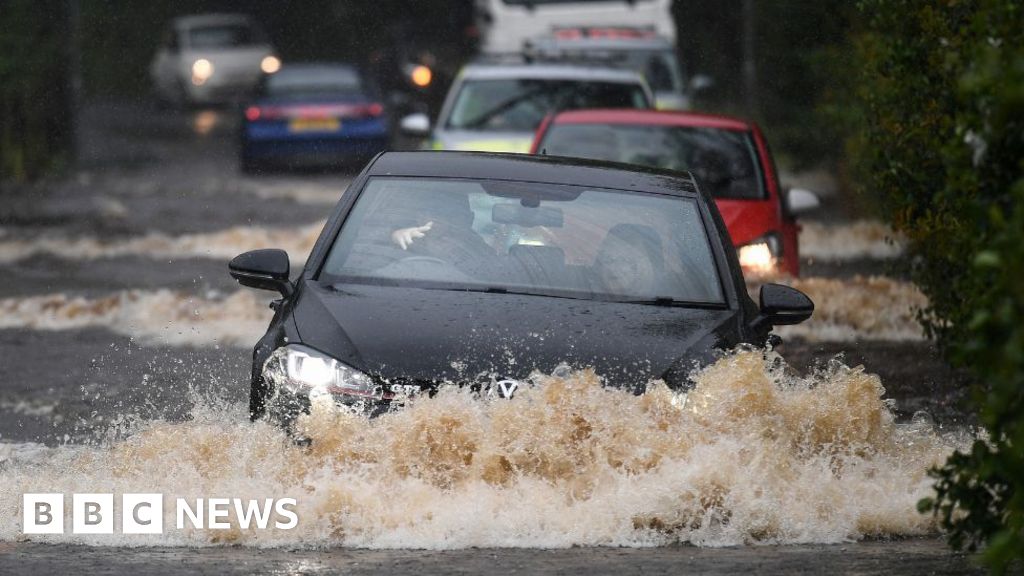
[390, 221, 433, 250]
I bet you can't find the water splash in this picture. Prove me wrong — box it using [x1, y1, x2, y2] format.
[776, 276, 927, 342]
[0, 349, 962, 548]
[0, 222, 324, 265]
[0, 289, 273, 347]
[799, 220, 904, 261]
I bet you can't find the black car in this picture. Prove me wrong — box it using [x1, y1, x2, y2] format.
[229, 152, 813, 427]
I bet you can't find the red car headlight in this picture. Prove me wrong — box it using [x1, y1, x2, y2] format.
[738, 233, 782, 275]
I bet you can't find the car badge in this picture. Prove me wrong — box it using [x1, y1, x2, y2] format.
[495, 379, 520, 399]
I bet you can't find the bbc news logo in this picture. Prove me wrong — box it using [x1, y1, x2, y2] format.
[23, 494, 298, 534]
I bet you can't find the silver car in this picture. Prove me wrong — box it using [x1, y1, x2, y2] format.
[399, 62, 653, 153]
[150, 14, 280, 106]
[526, 32, 700, 110]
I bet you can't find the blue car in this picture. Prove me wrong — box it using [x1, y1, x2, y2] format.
[240, 63, 390, 172]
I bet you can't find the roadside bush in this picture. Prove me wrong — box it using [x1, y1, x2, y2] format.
[0, 1, 72, 182]
[854, 0, 1024, 570]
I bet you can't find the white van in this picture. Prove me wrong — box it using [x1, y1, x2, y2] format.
[474, 0, 674, 54]
[527, 30, 689, 109]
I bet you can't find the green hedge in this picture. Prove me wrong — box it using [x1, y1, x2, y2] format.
[854, 0, 1024, 570]
[0, 1, 71, 182]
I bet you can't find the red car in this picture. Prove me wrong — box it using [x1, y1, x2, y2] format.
[530, 109, 818, 277]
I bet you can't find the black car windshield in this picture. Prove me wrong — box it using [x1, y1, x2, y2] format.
[321, 177, 724, 305]
[188, 24, 263, 49]
[265, 66, 364, 97]
[446, 79, 649, 131]
[539, 123, 766, 200]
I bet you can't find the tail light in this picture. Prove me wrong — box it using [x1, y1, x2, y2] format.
[245, 103, 383, 121]
[244, 106, 288, 121]
[337, 103, 384, 118]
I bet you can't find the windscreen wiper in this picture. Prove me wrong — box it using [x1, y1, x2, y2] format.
[459, 286, 591, 301]
[463, 288, 723, 307]
[462, 84, 559, 129]
[625, 297, 726, 309]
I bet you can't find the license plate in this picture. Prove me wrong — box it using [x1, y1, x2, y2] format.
[288, 117, 340, 133]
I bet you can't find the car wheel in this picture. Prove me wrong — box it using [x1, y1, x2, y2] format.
[258, 385, 307, 435]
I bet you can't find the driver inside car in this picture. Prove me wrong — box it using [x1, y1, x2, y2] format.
[350, 189, 497, 278]
[388, 191, 490, 250]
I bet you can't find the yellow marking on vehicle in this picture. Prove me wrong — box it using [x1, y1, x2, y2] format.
[439, 139, 533, 153]
[289, 118, 341, 133]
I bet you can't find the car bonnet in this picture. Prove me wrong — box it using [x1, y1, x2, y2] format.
[290, 282, 740, 390]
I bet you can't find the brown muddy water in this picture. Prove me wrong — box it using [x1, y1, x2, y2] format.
[0, 350, 968, 550]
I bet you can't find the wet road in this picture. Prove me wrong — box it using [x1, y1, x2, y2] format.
[0, 539, 985, 575]
[1, 102, 337, 445]
[0, 101, 977, 573]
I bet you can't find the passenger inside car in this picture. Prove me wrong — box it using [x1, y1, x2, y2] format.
[592, 224, 662, 295]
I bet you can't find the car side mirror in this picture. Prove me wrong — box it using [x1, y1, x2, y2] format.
[752, 283, 813, 330]
[400, 113, 431, 137]
[785, 188, 820, 217]
[229, 249, 293, 297]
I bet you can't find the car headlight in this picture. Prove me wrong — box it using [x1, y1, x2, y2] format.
[260, 55, 281, 74]
[262, 345, 385, 406]
[191, 58, 214, 85]
[738, 233, 782, 275]
[410, 64, 432, 87]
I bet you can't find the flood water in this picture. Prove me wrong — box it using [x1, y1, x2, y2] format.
[0, 103, 980, 573]
[0, 349, 965, 548]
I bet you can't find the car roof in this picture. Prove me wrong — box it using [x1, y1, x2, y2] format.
[548, 108, 753, 131]
[365, 151, 700, 197]
[173, 13, 253, 29]
[460, 63, 646, 84]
